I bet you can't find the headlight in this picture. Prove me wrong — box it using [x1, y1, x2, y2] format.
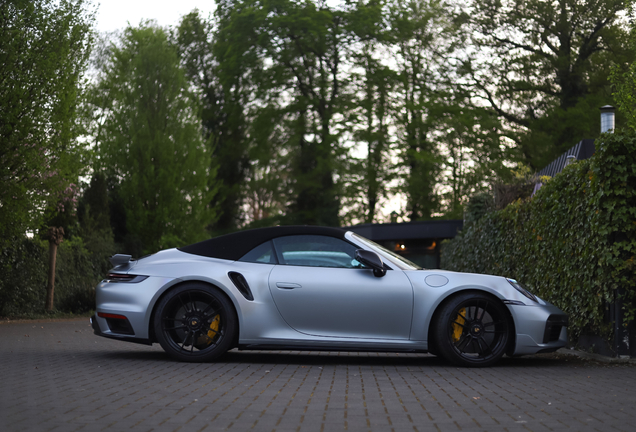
[506, 278, 538, 302]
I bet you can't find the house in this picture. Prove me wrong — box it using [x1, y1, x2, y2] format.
[346, 219, 463, 269]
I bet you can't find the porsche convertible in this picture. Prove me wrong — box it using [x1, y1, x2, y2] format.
[91, 225, 568, 367]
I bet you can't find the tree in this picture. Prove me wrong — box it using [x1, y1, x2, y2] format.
[466, 0, 629, 168]
[44, 227, 64, 311]
[77, 173, 111, 236]
[388, 0, 450, 220]
[177, 8, 257, 233]
[432, 98, 508, 217]
[341, 0, 398, 224]
[76, 172, 116, 278]
[257, 0, 350, 226]
[611, 12, 636, 131]
[0, 0, 94, 246]
[88, 23, 217, 255]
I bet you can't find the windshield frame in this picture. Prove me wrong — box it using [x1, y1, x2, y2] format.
[346, 232, 423, 271]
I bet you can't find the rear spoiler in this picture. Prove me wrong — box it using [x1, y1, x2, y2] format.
[109, 254, 133, 267]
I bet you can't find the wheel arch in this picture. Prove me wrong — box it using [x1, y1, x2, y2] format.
[426, 288, 516, 356]
[148, 279, 241, 348]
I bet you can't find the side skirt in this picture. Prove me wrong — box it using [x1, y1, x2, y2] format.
[237, 344, 429, 354]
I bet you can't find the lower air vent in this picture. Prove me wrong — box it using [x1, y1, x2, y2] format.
[98, 312, 135, 335]
[228, 272, 254, 301]
[543, 314, 568, 343]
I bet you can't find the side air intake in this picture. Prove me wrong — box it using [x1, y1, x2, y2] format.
[228, 272, 254, 301]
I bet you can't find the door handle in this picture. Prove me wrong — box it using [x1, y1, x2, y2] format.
[276, 282, 302, 289]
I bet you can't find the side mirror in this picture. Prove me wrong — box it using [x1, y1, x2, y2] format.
[355, 249, 387, 277]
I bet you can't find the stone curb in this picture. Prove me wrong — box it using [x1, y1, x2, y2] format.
[556, 347, 636, 364]
[0, 317, 89, 325]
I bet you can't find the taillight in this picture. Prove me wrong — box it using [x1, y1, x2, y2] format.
[103, 273, 148, 283]
[97, 312, 128, 320]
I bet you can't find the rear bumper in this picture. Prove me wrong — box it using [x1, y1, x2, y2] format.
[94, 275, 177, 341]
[90, 314, 152, 346]
[508, 302, 568, 355]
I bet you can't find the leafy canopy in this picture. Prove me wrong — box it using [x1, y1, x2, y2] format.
[0, 0, 94, 244]
[88, 23, 217, 254]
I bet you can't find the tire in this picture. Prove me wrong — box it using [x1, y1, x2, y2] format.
[426, 339, 439, 357]
[433, 292, 510, 367]
[153, 283, 237, 362]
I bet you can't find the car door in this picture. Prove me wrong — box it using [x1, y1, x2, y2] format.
[267, 235, 414, 340]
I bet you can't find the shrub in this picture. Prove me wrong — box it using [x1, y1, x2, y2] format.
[0, 233, 115, 316]
[0, 238, 48, 316]
[441, 131, 636, 341]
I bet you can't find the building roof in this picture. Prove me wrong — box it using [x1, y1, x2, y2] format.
[346, 220, 463, 241]
[538, 139, 595, 178]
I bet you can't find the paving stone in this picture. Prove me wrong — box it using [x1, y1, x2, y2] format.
[1, 319, 636, 432]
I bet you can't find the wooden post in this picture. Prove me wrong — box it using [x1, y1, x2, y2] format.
[45, 227, 64, 312]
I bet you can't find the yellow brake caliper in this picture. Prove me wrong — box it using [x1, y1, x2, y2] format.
[452, 308, 465, 342]
[206, 314, 220, 344]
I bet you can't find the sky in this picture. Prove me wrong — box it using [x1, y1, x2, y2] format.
[94, 1, 216, 33]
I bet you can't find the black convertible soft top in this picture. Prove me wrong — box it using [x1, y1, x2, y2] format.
[178, 225, 348, 261]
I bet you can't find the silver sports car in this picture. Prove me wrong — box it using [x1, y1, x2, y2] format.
[91, 226, 568, 367]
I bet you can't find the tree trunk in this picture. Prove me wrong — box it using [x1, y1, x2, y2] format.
[45, 227, 64, 311]
[45, 241, 58, 311]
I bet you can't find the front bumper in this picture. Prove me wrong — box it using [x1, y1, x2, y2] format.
[508, 301, 568, 355]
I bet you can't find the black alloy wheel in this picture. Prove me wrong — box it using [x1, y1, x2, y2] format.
[154, 283, 237, 362]
[434, 292, 510, 367]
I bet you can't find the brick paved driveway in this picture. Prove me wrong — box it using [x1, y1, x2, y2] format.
[1, 319, 635, 432]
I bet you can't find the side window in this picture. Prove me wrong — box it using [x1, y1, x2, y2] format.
[239, 241, 277, 264]
[272, 235, 365, 269]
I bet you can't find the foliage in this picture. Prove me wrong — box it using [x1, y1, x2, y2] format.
[77, 172, 112, 236]
[258, 0, 349, 226]
[0, 0, 94, 247]
[463, 192, 493, 225]
[175, 0, 499, 226]
[491, 165, 538, 210]
[465, 0, 629, 169]
[87, 23, 217, 254]
[610, 18, 636, 130]
[432, 100, 510, 217]
[177, 8, 254, 233]
[0, 236, 106, 316]
[391, 0, 466, 221]
[590, 131, 636, 321]
[162, 0, 636, 226]
[342, 0, 397, 224]
[0, 238, 47, 316]
[442, 131, 636, 341]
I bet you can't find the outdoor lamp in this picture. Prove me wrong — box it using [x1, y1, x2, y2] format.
[600, 105, 615, 133]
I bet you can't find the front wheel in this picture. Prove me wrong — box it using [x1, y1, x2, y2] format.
[154, 283, 237, 362]
[433, 293, 511, 367]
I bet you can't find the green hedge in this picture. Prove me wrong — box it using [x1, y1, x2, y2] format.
[0, 235, 113, 317]
[441, 131, 636, 340]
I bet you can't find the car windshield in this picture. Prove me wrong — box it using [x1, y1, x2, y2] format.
[349, 232, 423, 270]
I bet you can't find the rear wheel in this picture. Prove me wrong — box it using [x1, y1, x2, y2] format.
[154, 283, 237, 362]
[434, 292, 510, 367]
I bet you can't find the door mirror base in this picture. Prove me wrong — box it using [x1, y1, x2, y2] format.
[355, 249, 387, 277]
